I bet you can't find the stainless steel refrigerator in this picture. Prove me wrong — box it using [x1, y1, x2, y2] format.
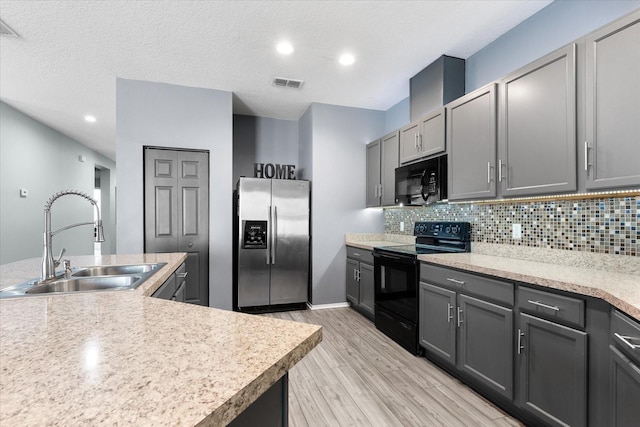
[234, 177, 310, 310]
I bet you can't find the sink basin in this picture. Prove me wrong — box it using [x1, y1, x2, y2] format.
[72, 263, 162, 277]
[26, 276, 141, 294]
[0, 262, 167, 298]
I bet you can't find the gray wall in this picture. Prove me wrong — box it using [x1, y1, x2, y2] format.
[305, 103, 385, 305]
[115, 78, 233, 309]
[466, 0, 640, 92]
[233, 115, 299, 184]
[0, 101, 116, 265]
[384, 97, 410, 135]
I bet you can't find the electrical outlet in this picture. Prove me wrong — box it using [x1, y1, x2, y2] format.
[512, 223, 522, 239]
[20, 189, 28, 198]
[400, 221, 405, 232]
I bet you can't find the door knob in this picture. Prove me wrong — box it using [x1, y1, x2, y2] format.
[188, 242, 194, 248]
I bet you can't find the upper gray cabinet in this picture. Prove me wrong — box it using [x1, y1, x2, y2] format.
[585, 10, 640, 190]
[399, 107, 446, 165]
[365, 139, 381, 207]
[366, 131, 399, 207]
[380, 131, 399, 206]
[499, 44, 577, 197]
[447, 83, 498, 200]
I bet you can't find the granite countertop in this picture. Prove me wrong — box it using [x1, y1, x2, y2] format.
[345, 233, 415, 250]
[420, 251, 640, 321]
[345, 234, 640, 321]
[0, 254, 322, 426]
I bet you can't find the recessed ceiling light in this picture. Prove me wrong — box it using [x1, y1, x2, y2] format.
[276, 42, 294, 55]
[339, 53, 355, 66]
[84, 115, 96, 123]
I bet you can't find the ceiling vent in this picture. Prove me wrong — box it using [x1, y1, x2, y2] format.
[272, 77, 304, 89]
[0, 18, 19, 37]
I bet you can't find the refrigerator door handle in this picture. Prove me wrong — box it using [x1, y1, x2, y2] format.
[266, 206, 272, 265]
[272, 206, 277, 265]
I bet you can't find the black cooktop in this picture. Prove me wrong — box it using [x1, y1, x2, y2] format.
[374, 221, 471, 258]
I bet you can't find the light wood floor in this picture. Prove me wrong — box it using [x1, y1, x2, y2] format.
[266, 308, 524, 427]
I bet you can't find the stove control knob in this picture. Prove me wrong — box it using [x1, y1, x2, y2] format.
[445, 227, 451, 234]
[451, 226, 459, 234]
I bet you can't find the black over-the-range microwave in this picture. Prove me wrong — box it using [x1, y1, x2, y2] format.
[395, 155, 447, 206]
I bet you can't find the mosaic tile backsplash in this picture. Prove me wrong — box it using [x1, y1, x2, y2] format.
[384, 196, 638, 256]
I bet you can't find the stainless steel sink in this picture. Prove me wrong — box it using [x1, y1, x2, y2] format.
[0, 262, 167, 298]
[26, 276, 141, 294]
[72, 263, 162, 277]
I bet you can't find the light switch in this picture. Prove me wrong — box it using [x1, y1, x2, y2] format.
[512, 223, 522, 239]
[19, 189, 28, 198]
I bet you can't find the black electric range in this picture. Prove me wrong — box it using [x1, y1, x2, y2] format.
[373, 221, 471, 354]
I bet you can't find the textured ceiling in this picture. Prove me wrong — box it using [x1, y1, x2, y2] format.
[0, 0, 551, 160]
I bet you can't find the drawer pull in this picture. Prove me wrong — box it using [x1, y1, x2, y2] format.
[177, 272, 188, 279]
[446, 278, 465, 285]
[615, 333, 640, 350]
[527, 300, 560, 311]
[352, 252, 361, 257]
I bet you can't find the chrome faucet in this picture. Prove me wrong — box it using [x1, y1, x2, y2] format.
[41, 190, 105, 281]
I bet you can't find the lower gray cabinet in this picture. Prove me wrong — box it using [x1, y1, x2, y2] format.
[152, 262, 187, 302]
[517, 312, 587, 427]
[609, 309, 640, 427]
[419, 264, 513, 400]
[346, 247, 374, 321]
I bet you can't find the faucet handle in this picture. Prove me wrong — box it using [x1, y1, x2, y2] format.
[54, 248, 66, 267]
[63, 259, 72, 276]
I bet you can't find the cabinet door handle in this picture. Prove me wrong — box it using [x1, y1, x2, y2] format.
[357, 269, 361, 281]
[414, 133, 418, 150]
[418, 134, 422, 151]
[353, 268, 358, 281]
[527, 300, 560, 311]
[518, 329, 525, 354]
[378, 184, 383, 199]
[446, 277, 465, 285]
[457, 307, 463, 327]
[177, 272, 188, 279]
[498, 159, 503, 182]
[487, 162, 492, 184]
[584, 141, 589, 172]
[447, 303, 453, 323]
[614, 333, 640, 350]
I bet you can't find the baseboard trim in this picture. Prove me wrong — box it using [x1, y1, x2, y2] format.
[307, 302, 351, 310]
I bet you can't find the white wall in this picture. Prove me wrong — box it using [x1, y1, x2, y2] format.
[306, 103, 385, 305]
[116, 78, 233, 309]
[0, 101, 116, 265]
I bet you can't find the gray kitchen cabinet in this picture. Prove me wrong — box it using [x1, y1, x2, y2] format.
[585, 10, 640, 190]
[380, 131, 399, 206]
[499, 44, 577, 197]
[447, 83, 498, 200]
[419, 264, 514, 399]
[366, 131, 399, 207]
[365, 140, 381, 207]
[517, 312, 587, 427]
[609, 309, 640, 427]
[152, 262, 187, 302]
[346, 247, 374, 321]
[399, 107, 445, 165]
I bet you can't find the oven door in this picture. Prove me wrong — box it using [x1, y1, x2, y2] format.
[373, 251, 418, 323]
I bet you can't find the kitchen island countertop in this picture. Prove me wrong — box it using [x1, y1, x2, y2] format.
[0, 254, 322, 426]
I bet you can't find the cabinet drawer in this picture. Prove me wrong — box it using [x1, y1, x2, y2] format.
[420, 263, 513, 306]
[346, 246, 374, 264]
[518, 286, 585, 328]
[611, 309, 640, 364]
